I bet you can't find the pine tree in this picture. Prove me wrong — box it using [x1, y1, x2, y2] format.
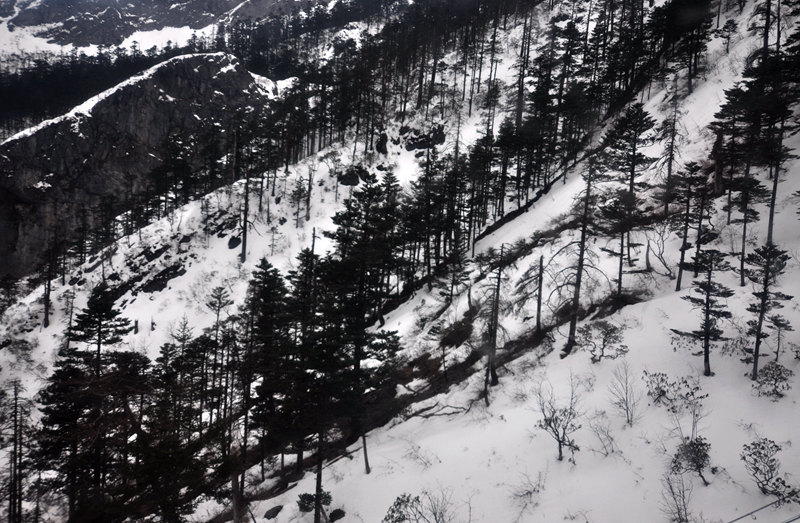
[295, 257, 350, 523]
[681, 250, 734, 376]
[284, 245, 324, 474]
[601, 103, 657, 195]
[600, 188, 639, 298]
[36, 345, 90, 520]
[482, 244, 504, 403]
[246, 259, 293, 475]
[135, 343, 205, 522]
[563, 159, 605, 356]
[744, 243, 792, 380]
[290, 175, 308, 228]
[599, 103, 657, 267]
[205, 286, 232, 426]
[673, 0, 712, 93]
[68, 283, 132, 376]
[672, 162, 709, 291]
[36, 342, 139, 520]
[724, 164, 770, 287]
[325, 176, 403, 472]
[1, 379, 33, 523]
[657, 80, 683, 216]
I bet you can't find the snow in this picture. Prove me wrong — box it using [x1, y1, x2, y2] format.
[119, 23, 216, 52]
[1, 1, 800, 522]
[250, 72, 279, 98]
[0, 16, 98, 56]
[223, 0, 253, 22]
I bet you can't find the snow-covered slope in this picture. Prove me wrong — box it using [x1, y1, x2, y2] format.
[195, 4, 800, 522]
[1, 1, 799, 522]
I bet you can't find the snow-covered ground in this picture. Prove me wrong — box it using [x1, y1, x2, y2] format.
[1, 1, 799, 521]
[207, 4, 800, 521]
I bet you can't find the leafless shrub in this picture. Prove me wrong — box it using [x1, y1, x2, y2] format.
[608, 361, 641, 426]
[509, 470, 547, 521]
[403, 440, 440, 470]
[511, 384, 530, 404]
[562, 509, 591, 522]
[661, 471, 693, 523]
[588, 411, 617, 456]
[383, 487, 468, 523]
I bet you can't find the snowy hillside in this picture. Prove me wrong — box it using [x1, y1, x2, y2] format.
[196, 3, 800, 522]
[1, 0, 799, 522]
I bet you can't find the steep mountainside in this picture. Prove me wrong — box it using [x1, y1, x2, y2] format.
[0, 52, 274, 278]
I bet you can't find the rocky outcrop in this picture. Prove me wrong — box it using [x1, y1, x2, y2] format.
[0, 52, 271, 278]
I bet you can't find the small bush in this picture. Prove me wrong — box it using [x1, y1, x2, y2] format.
[577, 320, 628, 363]
[297, 491, 332, 513]
[643, 371, 706, 413]
[671, 436, 711, 486]
[740, 438, 799, 503]
[741, 438, 782, 494]
[383, 489, 458, 523]
[643, 371, 673, 406]
[753, 361, 794, 399]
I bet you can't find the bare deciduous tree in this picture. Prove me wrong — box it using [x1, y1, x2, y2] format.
[534, 377, 583, 462]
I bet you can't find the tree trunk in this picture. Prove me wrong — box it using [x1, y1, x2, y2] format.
[703, 269, 712, 377]
[618, 231, 625, 297]
[751, 259, 771, 380]
[230, 473, 245, 523]
[766, 118, 785, 245]
[564, 168, 593, 355]
[536, 255, 543, 336]
[362, 433, 371, 474]
[675, 187, 692, 291]
[314, 432, 324, 523]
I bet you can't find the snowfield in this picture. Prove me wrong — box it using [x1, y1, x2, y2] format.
[1, 0, 799, 522]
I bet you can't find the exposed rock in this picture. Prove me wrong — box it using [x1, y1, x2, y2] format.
[227, 236, 242, 249]
[376, 132, 388, 154]
[404, 124, 445, 151]
[9, 0, 240, 46]
[329, 508, 346, 521]
[264, 505, 283, 519]
[140, 263, 186, 294]
[0, 53, 270, 278]
[339, 164, 369, 187]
